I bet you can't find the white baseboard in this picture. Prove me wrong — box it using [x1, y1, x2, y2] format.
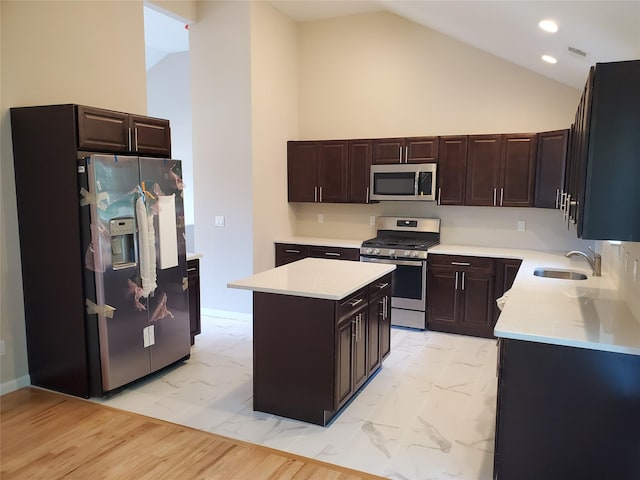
[0, 375, 31, 396]
[201, 308, 252, 322]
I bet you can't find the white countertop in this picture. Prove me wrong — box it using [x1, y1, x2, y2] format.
[228, 258, 395, 300]
[187, 252, 203, 261]
[275, 236, 364, 249]
[429, 244, 640, 356]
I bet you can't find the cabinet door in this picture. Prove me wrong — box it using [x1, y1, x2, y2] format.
[427, 265, 458, 326]
[500, 134, 537, 207]
[372, 138, 404, 164]
[406, 137, 438, 163]
[494, 258, 522, 324]
[77, 105, 129, 152]
[353, 311, 368, 392]
[336, 318, 354, 407]
[459, 269, 494, 332]
[379, 288, 391, 360]
[465, 135, 502, 206]
[534, 130, 568, 208]
[438, 136, 468, 205]
[187, 258, 201, 345]
[348, 140, 373, 203]
[368, 296, 381, 373]
[318, 141, 348, 202]
[287, 141, 318, 202]
[129, 115, 171, 157]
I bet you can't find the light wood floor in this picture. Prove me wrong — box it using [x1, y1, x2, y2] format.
[1, 388, 388, 480]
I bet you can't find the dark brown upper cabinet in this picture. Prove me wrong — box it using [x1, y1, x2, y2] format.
[566, 60, 640, 241]
[465, 133, 537, 207]
[77, 105, 171, 156]
[437, 136, 468, 205]
[287, 140, 349, 203]
[534, 129, 569, 209]
[372, 137, 438, 164]
[348, 140, 374, 203]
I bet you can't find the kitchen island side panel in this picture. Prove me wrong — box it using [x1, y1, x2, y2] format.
[253, 292, 336, 425]
[495, 339, 640, 479]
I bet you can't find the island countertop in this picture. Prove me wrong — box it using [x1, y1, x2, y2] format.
[228, 258, 395, 300]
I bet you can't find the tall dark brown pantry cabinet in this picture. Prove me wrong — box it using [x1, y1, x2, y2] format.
[10, 104, 189, 399]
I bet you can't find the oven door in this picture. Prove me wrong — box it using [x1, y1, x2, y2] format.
[360, 256, 426, 311]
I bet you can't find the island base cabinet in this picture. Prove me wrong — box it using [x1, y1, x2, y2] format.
[494, 339, 640, 480]
[252, 282, 390, 426]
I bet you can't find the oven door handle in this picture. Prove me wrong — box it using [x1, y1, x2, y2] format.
[361, 257, 424, 267]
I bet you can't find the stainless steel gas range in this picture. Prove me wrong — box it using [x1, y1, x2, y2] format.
[360, 216, 440, 330]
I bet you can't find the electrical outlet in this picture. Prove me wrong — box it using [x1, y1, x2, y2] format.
[318, 213, 324, 224]
[625, 251, 630, 271]
[214, 216, 225, 227]
[370, 215, 376, 226]
[634, 259, 638, 283]
[517, 220, 526, 232]
[0, 339, 5, 356]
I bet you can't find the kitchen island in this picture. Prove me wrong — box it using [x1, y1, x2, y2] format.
[228, 258, 395, 426]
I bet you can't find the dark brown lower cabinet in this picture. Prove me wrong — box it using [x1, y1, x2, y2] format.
[427, 255, 495, 338]
[493, 258, 522, 325]
[252, 274, 392, 426]
[187, 258, 201, 345]
[494, 338, 640, 479]
[275, 242, 359, 267]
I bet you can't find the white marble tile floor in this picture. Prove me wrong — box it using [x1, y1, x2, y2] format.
[96, 315, 498, 480]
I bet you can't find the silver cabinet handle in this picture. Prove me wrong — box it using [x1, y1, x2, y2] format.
[560, 191, 567, 211]
[366, 186, 369, 204]
[500, 187, 504, 206]
[348, 298, 364, 307]
[376, 282, 389, 289]
[187, 267, 197, 272]
[319, 186, 323, 202]
[128, 127, 132, 150]
[564, 194, 571, 222]
[404, 145, 408, 163]
[134, 127, 139, 151]
[324, 252, 341, 257]
[438, 187, 441, 205]
[314, 186, 318, 202]
[461, 271, 466, 290]
[398, 146, 402, 163]
[455, 271, 459, 290]
[451, 262, 470, 266]
[493, 188, 497, 206]
[285, 249, 301, 254]
[555, 189, 560, 209]
[380, 297, 385, 319]
[352, 318, 356, 338]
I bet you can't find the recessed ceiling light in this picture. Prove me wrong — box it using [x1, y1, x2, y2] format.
[542, 55, 558, 64]
[539, 19, 558, 33]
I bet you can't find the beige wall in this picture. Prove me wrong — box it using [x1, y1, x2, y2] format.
[150, 0, 197, 22]
[600, 241, 640, 320]
[297, 12, 580, 140]
[250, 1, 298, 275]
[0, 0, 147, 392]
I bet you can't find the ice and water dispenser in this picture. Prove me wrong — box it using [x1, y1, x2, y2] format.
[109, 217, 136, 269]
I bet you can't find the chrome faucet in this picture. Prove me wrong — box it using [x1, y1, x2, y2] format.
[565, 246, 601, 276]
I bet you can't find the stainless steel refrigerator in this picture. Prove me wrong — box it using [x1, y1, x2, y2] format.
[78, 154, 190, 393]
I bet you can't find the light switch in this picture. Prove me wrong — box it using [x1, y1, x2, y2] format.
[215, 215, 225, 227]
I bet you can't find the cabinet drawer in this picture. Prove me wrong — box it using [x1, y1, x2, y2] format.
[338, 288, 368, 321]
[310, 246, 359, 261]
[429, 254, 494, 272]
[368, 274, 392, 298]
[187, 258, 200, 277]
[275, 243, 310, 266]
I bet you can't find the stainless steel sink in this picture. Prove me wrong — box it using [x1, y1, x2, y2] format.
[533, 269, 588, 280]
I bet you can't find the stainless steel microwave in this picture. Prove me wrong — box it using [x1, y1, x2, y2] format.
[370, 163, 437, 201]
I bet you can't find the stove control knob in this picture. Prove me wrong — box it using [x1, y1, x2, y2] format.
[366, 248, 373, 254]
[404, 250, 411, 257]
[374, 249, 381, 255]
[411, 251, 419, 257]
[388, 249, 395, 256]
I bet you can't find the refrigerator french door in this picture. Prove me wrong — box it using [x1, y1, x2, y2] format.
[79, 154, 190, 394]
